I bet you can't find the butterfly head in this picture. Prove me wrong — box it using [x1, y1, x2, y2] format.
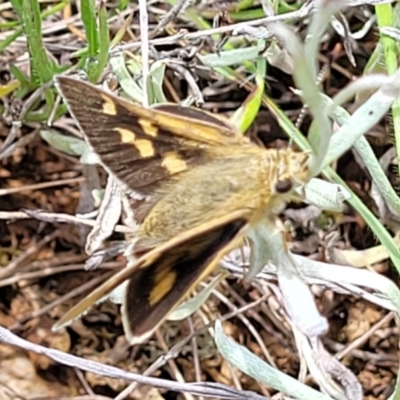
[273, 150, 310, 195]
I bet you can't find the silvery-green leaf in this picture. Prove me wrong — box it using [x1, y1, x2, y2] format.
[79, 147, 101, 165]
[167, 274, 223, 321]
[85, 177, 122, 256]
[41, 129, 87, 156]
[324, 69, 400, 168]
[110, 52, 143, 104]
[322, 94, 400, 217]
[247, 218, 328, 337]
[198, 45, 265, 68]
[214, 321, 333, 400]
[148, 60, 167, 104]
[303, 178, 351, 212]
[265, 41, 294, 74]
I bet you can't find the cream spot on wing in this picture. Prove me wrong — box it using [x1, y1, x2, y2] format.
[101, 94, 117, 115]
[135, 139, 155, 157]
[138, 118, 159, 137]
[149, 270, 176, 305]
[114, 127, 136, 143]
[162, 152, 187, 173]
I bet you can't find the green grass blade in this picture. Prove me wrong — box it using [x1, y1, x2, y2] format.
[11, 0, 55, 85]
[230, 54, 265, 133]
[81, 0, 100, 57]
[376, 3, 400, 195]
[95, 2, 110, 81]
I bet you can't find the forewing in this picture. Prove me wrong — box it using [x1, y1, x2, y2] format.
[55, 76, 244, 197]
[52, 210, 250, 335]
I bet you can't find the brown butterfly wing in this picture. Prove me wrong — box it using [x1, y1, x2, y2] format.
[55, 76, 244, 198]
[122, 216, 248, 344]
[52, 211, 249, 335]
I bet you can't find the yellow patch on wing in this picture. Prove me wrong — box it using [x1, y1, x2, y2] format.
[101, 94, 117, 115]
[114, 128, 154, 157]
[138, 118, 159, 137]
[115, 127, 136, 143]
[162, 152, 187, 173]
[135, 139, 155, 157]
[149, 269, 177, 305]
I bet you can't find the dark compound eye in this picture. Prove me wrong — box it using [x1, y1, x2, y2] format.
[275, 179, 293, 193]
[0, 70, 10, 85]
